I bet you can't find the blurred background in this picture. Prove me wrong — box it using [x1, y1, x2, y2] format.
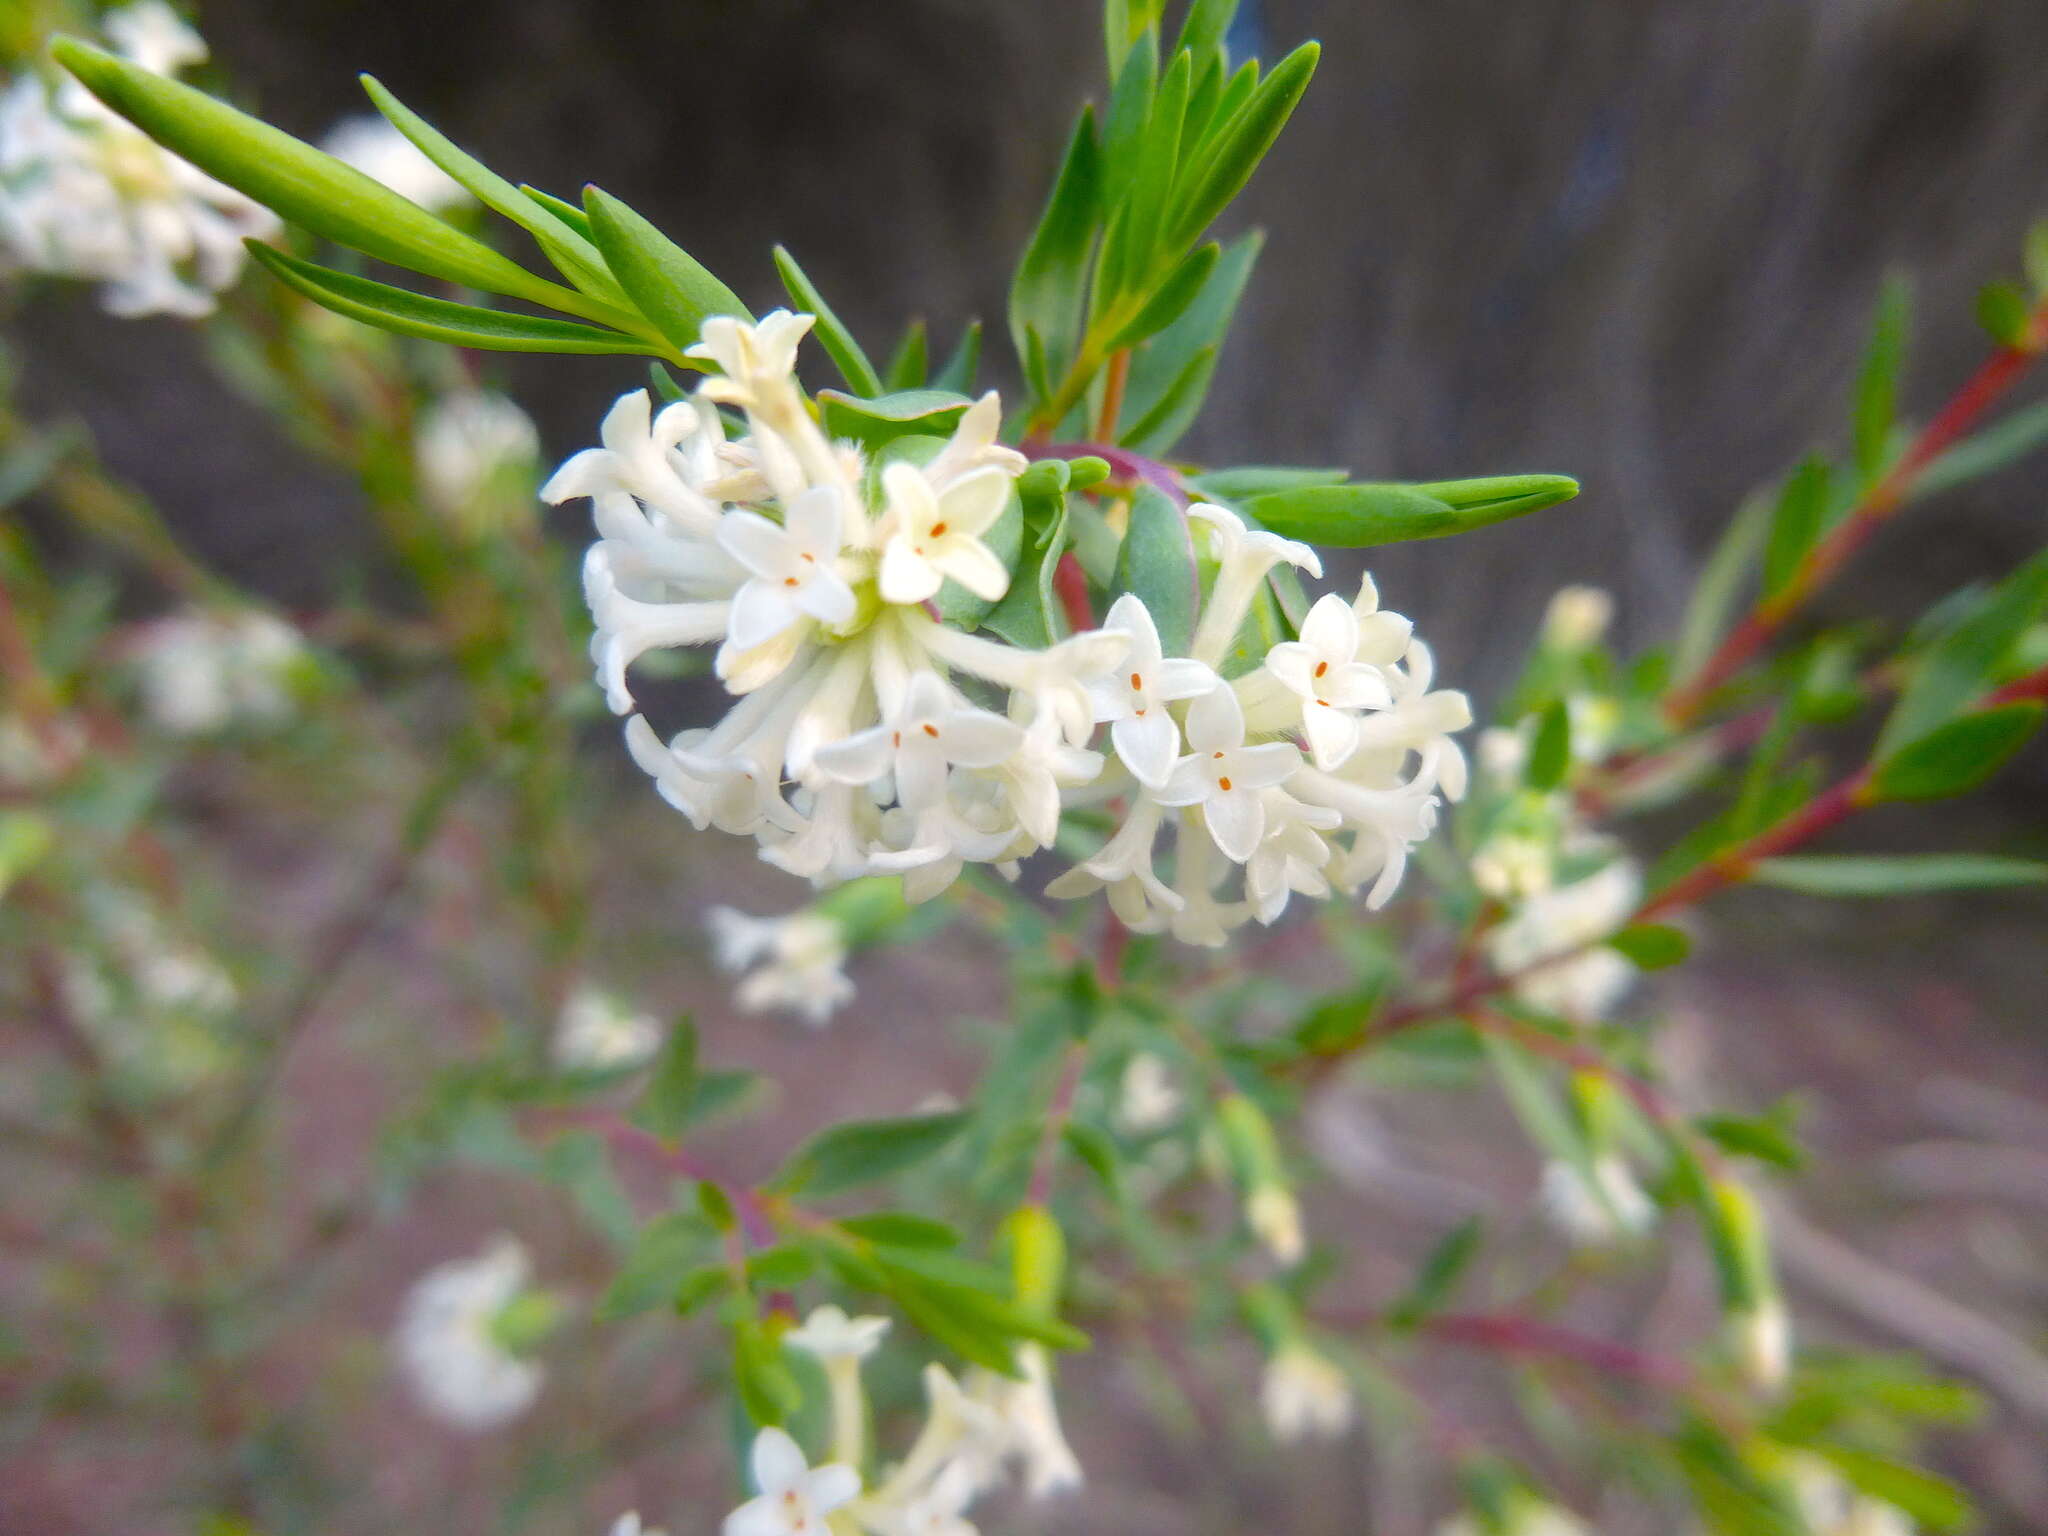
[8, 0, 2048, 1531]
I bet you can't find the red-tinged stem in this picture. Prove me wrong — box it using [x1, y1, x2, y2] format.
[1666, 303, 2048, 725]
[1052, 551, 1095, 632]
[1986, 666, 2048, 708]
[1419, 1312, 1700, 1397]
[1635, 768, 1873, 922]
[1096, 348, 1132, 442]
[1027, 1041, 1089, 1205]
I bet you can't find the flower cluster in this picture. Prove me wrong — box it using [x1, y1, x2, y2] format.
[546, 314, 1468, 944]
[0, 3, 277, 315]
[393, 1235, 550, 1431]
[126, 607, 307, 736]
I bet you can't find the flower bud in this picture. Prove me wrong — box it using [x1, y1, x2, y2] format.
[1541, 586, 1613, 652]
[1004, 1203, 1066, 1319]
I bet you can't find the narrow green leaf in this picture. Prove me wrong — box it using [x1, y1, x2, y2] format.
[1869, 703, 2044, 802]
[1762, 457, 1832, 598]
[1816, 1449, 1972, 1534]
[1189, 466, 1347, 500]
[1526, 699, 1571, 791]
[1167, 41, 1318, 249]
[630, 1016, 699, 1141]
[519, 184, 594, 238]
[1676, 488, 1773, 679]
[884, 319, 929, 391]
[1122, 344, 1218, 455]
[596, 1211, 715, 1321]
[1976, 279, 2032, 347]
[1916, 399, 2048, 500]
[1880, 548, 2048, 754]
[1752, 852, 2048, 896]
[816, 389, 971, 447]
[1107, 241, 1219, 352]
[1174, 0, 1240, 60]
[932, 321, 982, 395]
[771, 245, 881, 396]
[1115, 484, 1198, 655]
[837, 1212, 960, 1249]
[774, 1111, 970, 1197]
[585, 186, 750, 356]
[1852, 272, 1911, 487]
[54, 39, 562, 305]
[1115, 48, 1189, 297]
[745, 1244, 815, 1289]
[1385, 1216, 1483, 1330]
[1608, 923, 1691, 969]
[244, 244, 651, 355]
[1244, 473, 1579, 547]
[1695, 1107, 1804, 1170]
[1483, 1033, 1596, 1182]
[1008, 109, 1101, 386]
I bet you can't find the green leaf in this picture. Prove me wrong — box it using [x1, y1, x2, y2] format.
[1874, 705, 2041, 803]
[837, 1212, 960, 1249]
[745, 1244, 816, 1289]
[596, 1211, 715, 1321]
[1122, 344, 1218, 456]
[1816, 1449, 1972, 1534]
[884, 319, 928, 390]
[1483, 1033, 1595, 1182]
[1107, 240, 1219, 353]
[519, 184, 594, 238]
[585, 186, 751, 356]
[1879, 548, 2048, 754]
[53, 40, 567, 308]
[1694, 1106, 1805, 1171]
[772, 245, 882, 396]
[1009, 109, 1102, 385]
[1246, 473, 1580, 547]
[817, 389, 971, 448]
[1115, 484, 1198, 655]
[1608, 923, 1691, 969]
[1175, 0, 1240, 59]
[358, 77, 627, 311]
[733, 1317, 802, 1425]
[1753, 852, 2048, 896]
[1762, 456, 1833, 598]
[1188, 466, 1346, 500]
[1526, 700, 1571, 791]
[673, 1263, 729, 1315]
[630, 1016, 699, 1141]
[1916, 399, 2048, 500]
[2028, 217, 2048, 295]
[1676, 488, 1773, 680]
[1061, 1122, 1122, 1195]
[243, 244, 651, 355]
[1166, 41, 1318, 249]
[1112, 47, 1190, 298]
[931, 321, 983, 394]
[981, 487, 1069, 650]
[1385, 1216, 1482, 1330]
[1976, 279, 2032, 347]
[888, 1280, 1020, 1377]
[1852, 272, 1911, 488]
[686, 1069, 765, 1126]
[774, 1111, 971, 1198]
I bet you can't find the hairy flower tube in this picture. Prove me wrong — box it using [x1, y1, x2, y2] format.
[0, 2, 277, 315]
[548, 314, 1470, 942]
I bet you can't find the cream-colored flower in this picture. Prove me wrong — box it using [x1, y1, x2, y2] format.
[393, 1236, 545, 1431]
[1260, 1341, 1353, 1443]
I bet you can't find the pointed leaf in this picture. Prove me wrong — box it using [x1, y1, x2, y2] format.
[1869, 703, 2043, 802]
[1244, 474, 1579, 547]
[1751, 852, 2048, 896]
[585, 186, 750, 355]
[1115, 484, 1198, 655]
[771, 245, 881, 396]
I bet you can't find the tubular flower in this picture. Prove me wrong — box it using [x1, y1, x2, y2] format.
[0, 3, 278, 315]
[551, 315, 1467, 941]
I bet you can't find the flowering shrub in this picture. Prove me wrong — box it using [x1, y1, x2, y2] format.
[6, 2, 2048, 1533]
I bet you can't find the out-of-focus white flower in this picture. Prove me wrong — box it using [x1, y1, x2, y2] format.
[60, 887, 237, 1090]
[0, 4, 279, 315]
[415, 389, 540, 531]
[865, 1460, 980, 1536]
[394, 1236, 545, 1431]
[1486, 858, 1642, 1020]
[552, 986, 662, 1071]
[1786, 1454, 1916, 1536]
[1260, 1341, 1353, 1443]
[722, 1427, 860, 1536]
[608, 1515, 668, 1536]
[1436, 1497, 1593, 1536]
[1541, 585, 1614, 651]
[320, 113, 469, 210]
[1540, 1155, 1657, 1246]
[1116, 1053, 1182, 1134]
[976, 1343, 1082, 1499]
[129, 609, 305, 736]
[707, 904, 854, 1026]
[787, 1304, 890, 1362]
[1245, 1183, 1306, 1268]
[1477, 725, 1528, 786]
[1730, 1295, 1791, 1395]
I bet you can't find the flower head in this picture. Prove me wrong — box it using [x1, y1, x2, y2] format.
[552, 986, 663, 1071]
[1260, 1341, 1354, 1443]
[394, 1236, 545, 1431]
[785, 1304, 890, 1362]
[722, 1427, 860, 1536]
[128, 609, 305, 735]
[707, 905, 854, 1026]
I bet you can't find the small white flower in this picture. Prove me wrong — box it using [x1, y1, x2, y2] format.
[415, 389, 539, 528]
[814, 672, 1024, 813]
[719, 487, 858, 651]
[1486, 858, 1642, 1020]
[1155, 685, 1302, 863]
[867, 1460, 980, 1536]
[321, 114, 470, 210]
[129, 610, 304, 735]
[1731, 1296, 1791, 1395]
[552, 987, 663, 1071]
[691, 311, 818, 411]
[1264, 591, 1395, 769]
[1089, 593, 1217, 787]
[877, 462, 1012, 606]
[786, 1304, 891, 1362]
[1187, 502, 1320, 668]
[1540, 1155, 1657, 1246]
[1260, 1341, 1354, 1443]
[921, 392, 1027, 490]
[1541, 585, 1614, 652]
[394, 1236, 544, 1431]
[981, 1343, 1082, 1499]
[1344, 638, 1473, 800]
[707, 905, 854, 1026]
[608, 1515, 669, 1536]
[102, 2, 206, 74]
[1116, 1053, 1182, 1135]
[722, 1427, 861, 1536]
[1246, 1183, 1306, 1267]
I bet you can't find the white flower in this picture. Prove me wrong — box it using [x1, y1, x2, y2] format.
[1155, 685, 1301, 862]
[719, 486, 858, 651]
[320, 114, 469, 209]
[608, 1515, 669, 1536]
[723, 1427, 861, 1536]
[1540, 1155, 1657, 1246]
[877, 462, 1012, 605]
[0, 5, 278, 316]
[815, 672, 1024, 813]
[1088, 593, 1217, 787]
[980, 1344, 1082, 1498]
[552, 987, 662, 1071]
[1541, 585, 1614, 651]
[1246, 1183, 1306, 1267]
[415, 389, 539, 529]
[1486, 858, 1642, 1019]
[707, 905, 855, 1026]
[1731, 1296, 1791, 1394]
[1187, 502, 1320, 669]
[1343, 638, 1473, 800]
[867, 1461, 980, 1536]
[1116, 1053, 1182, 1134]
[786, 1304, 890, 1362]
[1260, 1342, 1354, 1443]
[1263, 589, 1395, 769]
[394, 1236, 544, 1431]
[129, 609, 304, 735]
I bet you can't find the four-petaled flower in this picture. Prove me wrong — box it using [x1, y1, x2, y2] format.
[1156, 686, 1302, 862]
[815, 672, 1025, 811]
[785, 1304, 891, 1362]
[877, 463, 1012, 605]
[1090, 593, 1217, 787]
[718, 485, 857, 651]
[722, 1428, 861, 1536]
[1264, 591, 1393, 769]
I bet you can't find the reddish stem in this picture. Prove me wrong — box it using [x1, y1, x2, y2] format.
[1666, 304, 2048, 724]
[1096, 348, 1132, 442]
[1052, 552, 1095, 632]
[1420, 1312, 1699, 1396]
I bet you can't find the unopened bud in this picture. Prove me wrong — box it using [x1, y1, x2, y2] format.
[1541, 586, 1613, 652]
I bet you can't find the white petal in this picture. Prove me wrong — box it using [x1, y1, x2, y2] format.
[882, 461, 938, 533]
[879, 538, 942, 604]
[1204, 788, 1265, 862]
[721, 1497, 786, 1536]
[1262, 641, 1318, 699]
[1230, 740, 1303, 791]
[784, 484, 843, 555]
[1298, 592, 1358, 660]
[1321, 664, 1390, 710]
[1182, 683, 1246, 754]
[727, 581, 801, 653]
[749, 1427, 808, 1497]
[894, 743, 948, 810]
[803, 1464, 862, 1514]
[938, 537, 1012, 601]
[1302, 703, 1361, 770]
[795, 570, 858, 628]
[1155, 657, 1219, 701]
[1103, 592, 1163, 673]
[812, 727, 896, 786]
[1112, 711, 1181, 787]
[716, 510, 795, 581]
[939, 709, 1026, 768]
[935, 466, 1011, 536]
[1153, 758, 1210, 808]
